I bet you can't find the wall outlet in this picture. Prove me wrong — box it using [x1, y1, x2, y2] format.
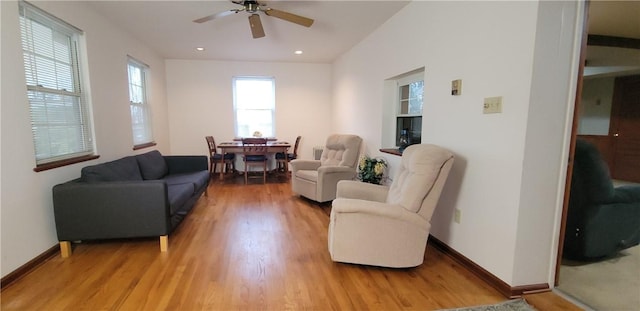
[454, 209, 462, 224]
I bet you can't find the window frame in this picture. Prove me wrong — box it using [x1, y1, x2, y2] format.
[19, 1, 97, 171]
[232, 76, 276, 138]
[127, 57, 155, 149]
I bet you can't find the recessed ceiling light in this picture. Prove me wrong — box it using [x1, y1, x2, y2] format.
[294, 50, 303, 55]
[196, 47, 205, 51]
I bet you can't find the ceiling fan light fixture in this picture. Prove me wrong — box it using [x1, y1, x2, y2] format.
[294, 50, 303, 55]
[196, 47, 205, 51]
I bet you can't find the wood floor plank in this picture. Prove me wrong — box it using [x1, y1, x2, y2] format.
[1, 177, 578, 310]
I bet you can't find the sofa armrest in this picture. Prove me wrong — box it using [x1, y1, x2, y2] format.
[164, 155, 208, 174]
[52, 180, 171, 241]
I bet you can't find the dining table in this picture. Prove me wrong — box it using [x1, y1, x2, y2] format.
[217, 140, 291, 181]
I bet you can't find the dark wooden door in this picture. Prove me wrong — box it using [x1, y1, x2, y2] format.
[610, 75, 640, 182]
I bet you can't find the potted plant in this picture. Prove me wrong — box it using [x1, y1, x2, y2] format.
[357, 156, 387, 185]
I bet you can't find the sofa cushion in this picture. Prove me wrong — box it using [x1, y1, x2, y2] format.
[167, 183, 196, 215]
[81, 156, 143, 182]
[136, 150, 168, 180]
[163, 171, 210, 191]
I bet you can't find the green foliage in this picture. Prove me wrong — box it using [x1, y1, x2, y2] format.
[357, 156, 387, 185]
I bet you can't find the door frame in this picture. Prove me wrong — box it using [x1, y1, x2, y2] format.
[554, 0, 590, 286]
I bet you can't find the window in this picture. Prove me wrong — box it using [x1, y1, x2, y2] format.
[396, 75, 423, 147]
[128, 58, 154, 147]
[19, 1, 94, 166]
[233, 77, 275, 138]
[381, 69, 424, 152]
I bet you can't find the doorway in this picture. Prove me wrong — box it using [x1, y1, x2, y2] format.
[610, 75, 640, 182]
[556, 2, 640, 310]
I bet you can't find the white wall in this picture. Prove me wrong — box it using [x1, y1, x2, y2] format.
[514, 1, 583, 285]
[1, 1, 170, 277]
[578, 77, 614, 135]
[165, 60, 332, 164]
[332, 1, 582, 287]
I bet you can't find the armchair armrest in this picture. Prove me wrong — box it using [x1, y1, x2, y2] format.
[289, 159, 321, 172]
[317, 166, 357, 192]
[332, 198, 428, 228]
[336, 180, 389, 203]
[317, 165, 355, 174]
[613, 185, 640, 203]
[52, 180, 171, 241]
[164, 155, 208, 174]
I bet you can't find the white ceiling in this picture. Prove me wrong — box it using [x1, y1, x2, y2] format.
[86, 0, 639, 66]
[585, 1, 640, 77]
[86, 0, 411, 63]
[588, 1, 640, 40]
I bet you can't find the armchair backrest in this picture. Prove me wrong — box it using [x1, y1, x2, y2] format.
[386, 144, 454, 220]
[320, 134, 362, 168]
[571, 139, 615, 203]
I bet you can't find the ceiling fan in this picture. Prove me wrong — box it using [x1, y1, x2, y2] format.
[193, 0, 314, 39]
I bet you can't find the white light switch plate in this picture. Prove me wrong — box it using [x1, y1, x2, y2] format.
[483, 96, 502, 114]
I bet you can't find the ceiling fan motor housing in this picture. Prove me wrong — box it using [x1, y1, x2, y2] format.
[245, 1, 262, 13]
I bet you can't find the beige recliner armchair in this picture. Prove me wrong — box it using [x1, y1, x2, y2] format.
[328, 144, 454, 268]
[290, 134, 362, 203]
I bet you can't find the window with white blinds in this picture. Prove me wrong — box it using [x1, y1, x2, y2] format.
[233, 77, 275, 138]
[19, 1, 94, 166]
[127, 58, 153, 147]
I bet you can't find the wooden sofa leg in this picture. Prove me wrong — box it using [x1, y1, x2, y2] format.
[60, 241, 72, 258]
[160, 235, 168, 252]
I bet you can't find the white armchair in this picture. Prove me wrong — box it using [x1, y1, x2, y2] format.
[290, 134, 362, 203]
[328, 144, 454, 268]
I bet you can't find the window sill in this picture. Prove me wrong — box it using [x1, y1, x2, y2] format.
[380, 148, 402, 156]
[33, 154, 100, 172]
[133, 142, 157, 150]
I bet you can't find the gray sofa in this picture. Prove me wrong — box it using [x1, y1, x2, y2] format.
[52, 150, 209, 257]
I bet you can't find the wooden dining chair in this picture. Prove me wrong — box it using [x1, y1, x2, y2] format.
[242, 137, 269, 184]
[276, 135, 301, 175]
[205, 136, 235, 177]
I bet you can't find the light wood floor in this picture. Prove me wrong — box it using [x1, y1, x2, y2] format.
[1, 175, 580, 310]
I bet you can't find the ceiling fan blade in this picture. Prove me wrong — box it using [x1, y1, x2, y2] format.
[193, 10, 239, 23]
[248, 14, 265, 38]
[264, 8, 314, 27]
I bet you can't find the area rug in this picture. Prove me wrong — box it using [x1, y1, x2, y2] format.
[436, 298, 537, 311]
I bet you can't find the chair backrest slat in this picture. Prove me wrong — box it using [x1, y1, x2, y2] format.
[205, 136, 217, 156]
[293, 136, 302, 157]
[242, 138, 268, 156]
